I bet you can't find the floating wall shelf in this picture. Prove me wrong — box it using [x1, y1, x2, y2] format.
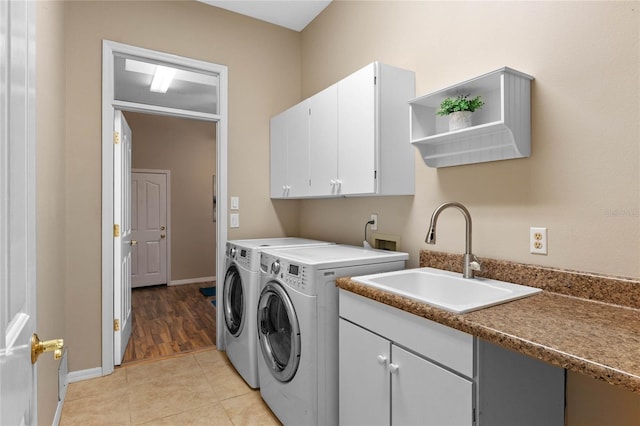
[409, 67, 534, 168]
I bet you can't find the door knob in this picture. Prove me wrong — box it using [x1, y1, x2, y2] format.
[130, 240, 137, 246]
[160, 233, 166, 239]
[31, 333, 64, 364]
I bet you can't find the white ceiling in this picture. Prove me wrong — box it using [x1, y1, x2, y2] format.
[198, 0, 332, 31]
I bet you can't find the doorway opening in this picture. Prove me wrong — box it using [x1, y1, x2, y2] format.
[102, 41, 228, 375]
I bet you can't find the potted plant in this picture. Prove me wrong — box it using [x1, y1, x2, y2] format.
[436, 94, 484, 131]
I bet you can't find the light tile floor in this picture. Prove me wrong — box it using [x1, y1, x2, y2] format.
[60, 348, 281, 425]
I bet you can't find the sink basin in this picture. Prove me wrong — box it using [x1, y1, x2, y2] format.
[352, 267, 542, 313]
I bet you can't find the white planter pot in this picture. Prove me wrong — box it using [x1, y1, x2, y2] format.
[448, 111, 473, 131]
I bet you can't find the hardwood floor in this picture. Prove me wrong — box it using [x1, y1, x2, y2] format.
[122, 282, 217, 364]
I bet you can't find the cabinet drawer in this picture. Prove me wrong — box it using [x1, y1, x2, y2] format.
[340, 290, 474, 377]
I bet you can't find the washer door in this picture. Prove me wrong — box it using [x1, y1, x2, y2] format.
[257, 281, 301, 382]
[223, 264, 244, 336]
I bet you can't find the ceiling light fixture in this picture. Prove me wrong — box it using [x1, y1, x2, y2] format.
[150, 65, 177, 93]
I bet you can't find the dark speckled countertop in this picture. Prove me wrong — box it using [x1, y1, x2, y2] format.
[336, 250, 640, 394]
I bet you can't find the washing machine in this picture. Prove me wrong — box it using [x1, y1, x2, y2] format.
[223, 237, 333, 389]
[256, 244, 408, 425]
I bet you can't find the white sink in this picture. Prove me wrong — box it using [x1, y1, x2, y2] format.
[352, 267, 542, 313]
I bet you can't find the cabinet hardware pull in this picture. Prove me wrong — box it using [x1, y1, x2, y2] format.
[377, 355, 387, 365]
[388, 363, 399, 374]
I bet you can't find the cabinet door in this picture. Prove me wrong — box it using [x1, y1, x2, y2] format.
[339, 319, 390, 426]
[337, 63, 376, 195]
[391, 345, 473, 426]
[309, 85, 338, 196]
[286, 100, 310, 197]
[270, 112, 288, 198]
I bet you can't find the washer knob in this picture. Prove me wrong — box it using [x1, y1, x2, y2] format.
[271, 260, 281, 275]
[229, 247, 237, 258]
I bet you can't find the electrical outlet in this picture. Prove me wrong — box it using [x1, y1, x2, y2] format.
[530, 227, 547, 255]
[370, 214, 378, 231]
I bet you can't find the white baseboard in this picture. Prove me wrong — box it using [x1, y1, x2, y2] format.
[169, 276, 216, 286]
[68, 367, 103, 383]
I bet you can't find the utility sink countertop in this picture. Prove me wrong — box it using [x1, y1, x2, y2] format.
[336, 250, 640, 394]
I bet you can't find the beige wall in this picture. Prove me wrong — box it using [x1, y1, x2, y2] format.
[36, 0, 68, 422]
[126, 112, 216, 281]
[299, 1, 640, 423]
[43, 0, 640, 422]
[65, 0, 301, 371]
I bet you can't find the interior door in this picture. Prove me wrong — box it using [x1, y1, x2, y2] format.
[131, 171, 168, 288]
[0, 0, 38, 423]
[113, 110, 133, 365]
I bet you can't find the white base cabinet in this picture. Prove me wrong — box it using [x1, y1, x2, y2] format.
[339, 290, 564, 426]
[270, 62, 415, 199]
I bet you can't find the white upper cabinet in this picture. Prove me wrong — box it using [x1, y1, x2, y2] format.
[336, 63, 377, 196]
[309, 85, 338, 197]
[270, 62, 415, 199]
[270, 100, 311, 198]
[410, 67, 534, 168]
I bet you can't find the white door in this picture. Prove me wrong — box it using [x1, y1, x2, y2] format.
[0, 0, 38, 424]
[131, 171, 168, 288]
[113, 110, 133, 365]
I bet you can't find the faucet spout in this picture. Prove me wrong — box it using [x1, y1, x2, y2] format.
[425, 202, 481, 279]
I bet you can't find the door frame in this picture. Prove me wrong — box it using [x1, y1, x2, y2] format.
[101, 40, 228, 375]
[131, 169, 172, 287]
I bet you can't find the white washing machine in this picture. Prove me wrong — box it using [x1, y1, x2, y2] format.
[256, 244, 408, 425]
[223, 237, 333, 389]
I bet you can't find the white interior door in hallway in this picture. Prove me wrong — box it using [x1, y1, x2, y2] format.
[114, 110, 133, 366]
[1, 1, 39, 423]
[131, 170, 169, 288]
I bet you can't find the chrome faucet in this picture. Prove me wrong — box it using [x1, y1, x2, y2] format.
[425, 202, 482, 279]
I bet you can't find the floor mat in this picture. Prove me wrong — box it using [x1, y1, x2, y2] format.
[199, 286, 216, 297]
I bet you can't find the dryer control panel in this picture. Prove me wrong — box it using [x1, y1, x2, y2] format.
[261, 253, 314, 296]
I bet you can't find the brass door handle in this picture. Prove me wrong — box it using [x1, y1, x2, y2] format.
[130, 240, 137, 246]
[31, 333, 64, 364]
[160, 234, 166, 239]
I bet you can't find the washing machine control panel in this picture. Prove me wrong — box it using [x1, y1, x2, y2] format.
[227, 243, 253, 269]
[281, 261, 311, 294]
[262, 253, 312, 295]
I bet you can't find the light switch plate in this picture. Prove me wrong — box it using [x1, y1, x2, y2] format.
[230, 213, 240, 228]
[231, 196, 239, 210]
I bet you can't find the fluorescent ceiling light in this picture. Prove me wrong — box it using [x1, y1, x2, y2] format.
[124, 58, 219, 88]
[150, 66, 177, 93]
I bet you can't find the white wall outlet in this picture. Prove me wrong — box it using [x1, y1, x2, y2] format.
[230, 213, 240, 228]
[530, 227, 547, 255]
[370, 214, 378, 231]
[230, 196, 239, 210]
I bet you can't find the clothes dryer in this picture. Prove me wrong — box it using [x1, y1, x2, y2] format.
[223, 238, 332, 388]
[256, 244, 408, 425]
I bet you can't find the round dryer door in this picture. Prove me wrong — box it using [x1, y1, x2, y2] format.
[223, 265, 244, 336]
[257, 281, 301, 382]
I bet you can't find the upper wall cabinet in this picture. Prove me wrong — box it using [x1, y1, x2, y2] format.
[409, 67, 534, 168]
[270, 62, 415, 199]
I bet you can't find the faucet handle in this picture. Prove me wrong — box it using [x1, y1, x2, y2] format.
[469, 254, 483, 272]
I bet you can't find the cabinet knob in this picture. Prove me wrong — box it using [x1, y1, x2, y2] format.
[388, 363, 399, 374]
[376, 355, 387, 365]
